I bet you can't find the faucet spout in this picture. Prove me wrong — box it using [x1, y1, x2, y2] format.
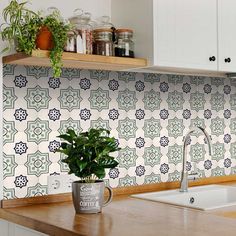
[180, 126, 212, 192]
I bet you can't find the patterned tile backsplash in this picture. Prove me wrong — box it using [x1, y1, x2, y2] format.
[3, 64, 236, 199]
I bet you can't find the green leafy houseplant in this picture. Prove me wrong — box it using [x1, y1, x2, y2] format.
[41, 11, 70, 77]
[57, 128, 120, 183]
[0, 0, 70, 77]
[0, 0, 40, 54]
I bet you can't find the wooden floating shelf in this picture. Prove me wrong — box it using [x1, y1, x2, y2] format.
[2, 50, 147, 71]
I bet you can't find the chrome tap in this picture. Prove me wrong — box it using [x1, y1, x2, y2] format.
[180, 126, 212, 192]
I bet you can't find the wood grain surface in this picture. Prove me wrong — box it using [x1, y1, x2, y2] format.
[2, 50, 147, 71]
[1, 194, 236, 236]
[1, 177, 236, 235]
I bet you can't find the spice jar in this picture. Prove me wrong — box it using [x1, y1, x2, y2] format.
[115, 29, 134, 58]
[93, 29, 114, 56]
[69, 10, 93, 54]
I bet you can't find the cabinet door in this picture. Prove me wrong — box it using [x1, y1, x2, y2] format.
[9, 223, 48, 236]
[218, 0, 236, 72]
[154, 0, 218, 70]
[0, 219, 9, 236]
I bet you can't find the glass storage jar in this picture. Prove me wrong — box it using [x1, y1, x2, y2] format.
[69, 10, 93, 54]
[115, 29, 134, 58]
[93, 29, 114, 56]
[64, 30, 76, 52]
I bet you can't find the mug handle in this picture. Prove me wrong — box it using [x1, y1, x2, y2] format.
[103, 186, 113, 207]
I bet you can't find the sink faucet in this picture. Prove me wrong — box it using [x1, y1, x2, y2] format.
[180, 126, 212, 192]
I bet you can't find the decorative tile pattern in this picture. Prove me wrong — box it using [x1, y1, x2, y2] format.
[118, 72, 136, 82]
[2, 64, 236, 199]
[90, 70, 109, 81]
[3, 153, 17, 178]
[117, 89, 137, 111]
[190, 92, 205, 111]
[230, 119, 236, 134]
[25, 118, 51, 144]
[167, 91, 184, 112]
[91, 118, 111, 130]
[212, 167, 225, 177]
[25, 86, 51, 111]
[14, 175, 28, 188]
[3, 187, 16, 200]
[212, 142, 225, 162]
[210, 92, 225, 111]
[25, 66, 50, 79]
[14, 142, 28, 155]
[108, 168, 120, 179]
[167, 144, 183, 165]
[89, 88, 111, 111]
[61, 68, 80, 80]
[144, 145, 161, 167]
[167, 118, 184, 138]
[3, 64, 16, 76]
[48, 77, 61, 89]
[3, 86, 17, 110]
[144, 118, 161, 139]
[25, 151, 51, 177]
[143, 90, 161, 111]
[117, 118, 138, 140]
[26, 183, 48, 197]
[58, 118, 82, 135]
[119, 175, 137, 186]
[14, 108, 28, 121]
[144, 173, 161, 184]
[168, 170, 181, 182]
[190, 143, 206, 162]
[58, 87, 82, 111]
[230, 143, 236, 159]
[117, 147, 138, 169]
[230, 94, 236, 110]
[144, 73, 160, 84]
[3, 120, 17, 144]
[14, 74, 28, 88]
[59, 153, 69, 172]
[210, 117, 225, 136]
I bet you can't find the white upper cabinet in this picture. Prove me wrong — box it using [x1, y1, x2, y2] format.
[153, 0, 217, 71]
[218, 0, 236, 72]
[111, 0, 236, 73]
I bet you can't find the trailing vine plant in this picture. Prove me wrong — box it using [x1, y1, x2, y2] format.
[43, 11, 70, 77]
[1, 0, 70, 77]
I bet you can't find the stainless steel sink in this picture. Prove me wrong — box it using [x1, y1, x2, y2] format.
[131, 185, 236, 210]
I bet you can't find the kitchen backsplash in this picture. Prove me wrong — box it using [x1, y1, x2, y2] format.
[3, 64, 236, 199]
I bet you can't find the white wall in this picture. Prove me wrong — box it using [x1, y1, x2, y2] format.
[0, 0, 111, 200]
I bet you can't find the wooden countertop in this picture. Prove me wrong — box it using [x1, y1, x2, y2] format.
[1, 180, 236, 236]
[1, 195, 236, 236]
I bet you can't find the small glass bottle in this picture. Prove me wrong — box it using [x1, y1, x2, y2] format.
[93, 29, 114, 56]
[115, 29, 134, 58]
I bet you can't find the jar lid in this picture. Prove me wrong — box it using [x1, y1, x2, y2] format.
[116, 28, 133, 33]
[69, 10, 92, 25]
[94, 28, 113, 33]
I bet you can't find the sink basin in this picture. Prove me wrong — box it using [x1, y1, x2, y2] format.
[131, 184, 236, 210]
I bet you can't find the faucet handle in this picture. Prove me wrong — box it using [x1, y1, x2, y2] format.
[188, 172, 199, 181]
[188, 163, 199, 181]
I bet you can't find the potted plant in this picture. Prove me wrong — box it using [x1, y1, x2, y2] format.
[0, 0, 70, 77]
[57, 128, 120, 214]
[0, 0, 40, 54]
